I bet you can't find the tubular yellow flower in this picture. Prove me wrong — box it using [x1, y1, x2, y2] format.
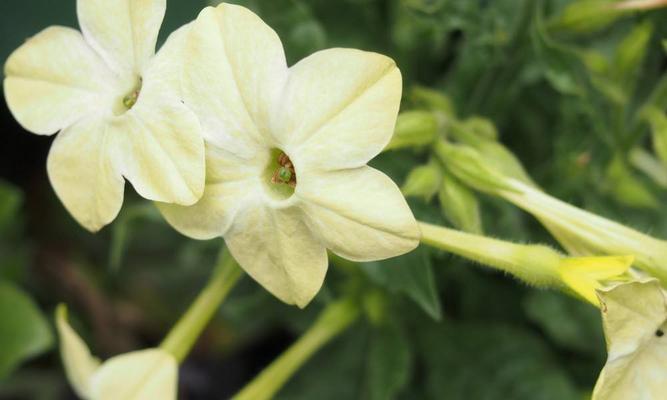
[3, 0, 205, 232]
[158, 3, 420, 308]
[56, 305, 177, 400]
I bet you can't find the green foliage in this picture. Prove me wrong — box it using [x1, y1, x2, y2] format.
[0, 281, 53, 378]
[3, 0, 667, 398]
[361, 246, 442, 320]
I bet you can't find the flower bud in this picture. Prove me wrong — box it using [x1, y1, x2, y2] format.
[401, 159, 442, 201]
[409, 86, 456, 116]
[433, 140, 512, 194]
[438, 170, 483, 234]
[385, 111, 439, 151]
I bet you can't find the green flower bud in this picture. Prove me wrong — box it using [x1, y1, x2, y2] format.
[409, 86, 456, 116]
[401, 159, 442, 201]
[438, 170, 483, 234]
[434, 140, 514, 194]
[460, 116, 498, 141]
[385, 110, 438, 151]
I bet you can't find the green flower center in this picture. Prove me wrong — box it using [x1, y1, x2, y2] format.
[121, 78, 143, 111]
[262, 149, 297, 200]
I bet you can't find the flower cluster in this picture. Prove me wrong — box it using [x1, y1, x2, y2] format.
[4, 1, 420, 308]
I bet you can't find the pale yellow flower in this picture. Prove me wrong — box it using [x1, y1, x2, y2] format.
[3, 0, 205, 232]
[56, 305, 177, 400]
[159, 3, 420, 307]
[593, 279, 667, 399]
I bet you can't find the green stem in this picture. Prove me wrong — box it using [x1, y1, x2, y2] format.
[160, 248, 242, 363]
[419, 221, 561, 287]
[233, 299, 360, 400]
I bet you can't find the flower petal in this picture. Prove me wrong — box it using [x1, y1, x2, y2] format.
[275, 48, 402, 170]
[593, 279, 667, 400]
[139, 24, 191, 104]
[558, 255, 634, 305]
[47, 116, 125, 232]
[226, 203, 328, 308]
[77, 0, 165, 76]
[55, 305, 100, 400]
[90, 349, 177, 400]
[3, 26, 113, 135]
[157, 144, 262, 240]
[298, 166, 420, 261]
[183, 4, 288, 156]
[112, 100, 205, 206]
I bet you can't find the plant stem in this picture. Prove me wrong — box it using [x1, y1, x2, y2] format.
[160, 247, 242, 363]
[233, 299, 360, 400]
[418, 221, 561, 287]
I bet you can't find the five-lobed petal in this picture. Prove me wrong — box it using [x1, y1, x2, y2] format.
[3, 0, 205, 232]
[159, 3, 420, 307]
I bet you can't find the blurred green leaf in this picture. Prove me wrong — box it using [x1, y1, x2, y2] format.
[548, 0, 623, 34]
[364, 320, 412, 400]
[277, 325, 368, 400]
[604, 156, 658, 209]
[611, 21, 653, 91]
[645, 108, 667, 167]
[0, 281, 53, 378]
[418, 322, 581, 400]
[523, 291, 604, 355]
[109, 203, 163, 271]
[361, 246, 442, 320]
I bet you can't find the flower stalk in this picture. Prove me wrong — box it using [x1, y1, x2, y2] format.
[419, 221, 633, 305]
[233, 298, 360, 400]
[160, 248, 242, 362]
[419, 222, 562, 287]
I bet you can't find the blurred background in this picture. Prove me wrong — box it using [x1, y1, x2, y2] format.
[1, 0, 666, 399]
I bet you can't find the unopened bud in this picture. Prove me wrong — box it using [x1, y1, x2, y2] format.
[401, 160, 442, 201]
[409, 86, 456, 116]
[438, 170, 483, 234]
[385, 111, 438, 151]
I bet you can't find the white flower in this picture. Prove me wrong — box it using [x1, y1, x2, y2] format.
[56, 305, 177, 400]
[159, 3, 421, 307]
[593, 279, 667, 399]
[3, 0, 205, 232]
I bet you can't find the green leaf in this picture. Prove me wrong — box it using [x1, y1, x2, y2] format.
[548, 0, 623, 34]
[0, 281, 53, 378]
[361, 246, 442, 320]
[109, 203, 162, 271]
[277, 325, 369, 400]
[523, 291, 604, 355]
[418, 321, 581, 400]
[604, 157, 658, 209]
[611, 21, 652, 91]
[364, 320, 412, 400]
[645, 108, 667, 167]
